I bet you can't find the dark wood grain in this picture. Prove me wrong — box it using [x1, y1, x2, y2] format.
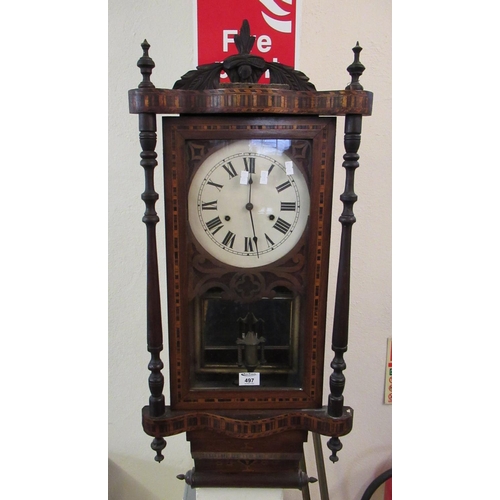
[180, 429, 314, 489]
[178, 469, 314, 489]
[142, 406, 353, 439]
[329, 114, 363, 417]
[137, 112, 165, 419]
[326, 113, 363, 462]
[129, 87, 373, 116]
[161, 115, 336, 411]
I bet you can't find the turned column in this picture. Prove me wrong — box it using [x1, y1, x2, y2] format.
[327, 43, 366, 463]
[136, 41, 166, 461]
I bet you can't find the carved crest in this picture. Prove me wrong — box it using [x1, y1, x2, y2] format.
[173, 20, 316, 91]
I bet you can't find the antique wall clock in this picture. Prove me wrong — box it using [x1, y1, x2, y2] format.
[128, 20, 373, 489]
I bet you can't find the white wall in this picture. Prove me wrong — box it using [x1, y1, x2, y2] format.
[108, 1, 391, 499]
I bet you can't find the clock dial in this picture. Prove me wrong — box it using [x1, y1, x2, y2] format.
[188, 140, 310, 268]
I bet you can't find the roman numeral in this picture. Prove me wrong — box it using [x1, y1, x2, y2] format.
[206, 179, 223, 191]
[276, 180, 292, 193]
[280, 202, 296, 211]
[206, 216, 224, 235]
[221, 161, 237, 179]
[222, 231, 236, 248]
[243, 156, 255, 173]
[267, 164, 275, 176]
[273, 217, 291, 235]
[201, 200, 218, 210]
[264, 233, 275, 248]
[244, 237, 254, 252]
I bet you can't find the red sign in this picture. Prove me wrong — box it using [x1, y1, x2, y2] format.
[196, 0, 298, 83]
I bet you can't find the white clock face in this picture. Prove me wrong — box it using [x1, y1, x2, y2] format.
[188, 140, 310, 268]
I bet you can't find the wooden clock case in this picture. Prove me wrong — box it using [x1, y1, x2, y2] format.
[128, 21, 372, 490]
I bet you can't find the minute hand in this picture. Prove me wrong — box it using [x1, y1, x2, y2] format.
[246, 175, 259, 258]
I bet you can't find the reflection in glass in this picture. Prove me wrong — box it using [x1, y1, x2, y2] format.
[193, 287, 302, 389]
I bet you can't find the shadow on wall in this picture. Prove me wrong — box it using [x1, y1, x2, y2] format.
[109, 459, 157, 500]
[108, 454, 191, 500]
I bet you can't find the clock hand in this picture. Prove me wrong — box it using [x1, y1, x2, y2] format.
[248, 208, 259, 258]
[246, 175, 259, 258]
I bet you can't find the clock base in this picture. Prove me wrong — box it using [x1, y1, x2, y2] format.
[142, 405, 353, 478]
[180, 429, 314, 489]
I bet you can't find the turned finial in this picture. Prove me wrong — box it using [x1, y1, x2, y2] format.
[151, 436, 166, 462]
[137, 39, 155, 88]
[346, 42, 365, 90]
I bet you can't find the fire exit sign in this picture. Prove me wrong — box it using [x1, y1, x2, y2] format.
[196, 0, 300, 83]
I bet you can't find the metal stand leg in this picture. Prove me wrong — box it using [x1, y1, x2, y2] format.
[313, 433, 330, 500]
